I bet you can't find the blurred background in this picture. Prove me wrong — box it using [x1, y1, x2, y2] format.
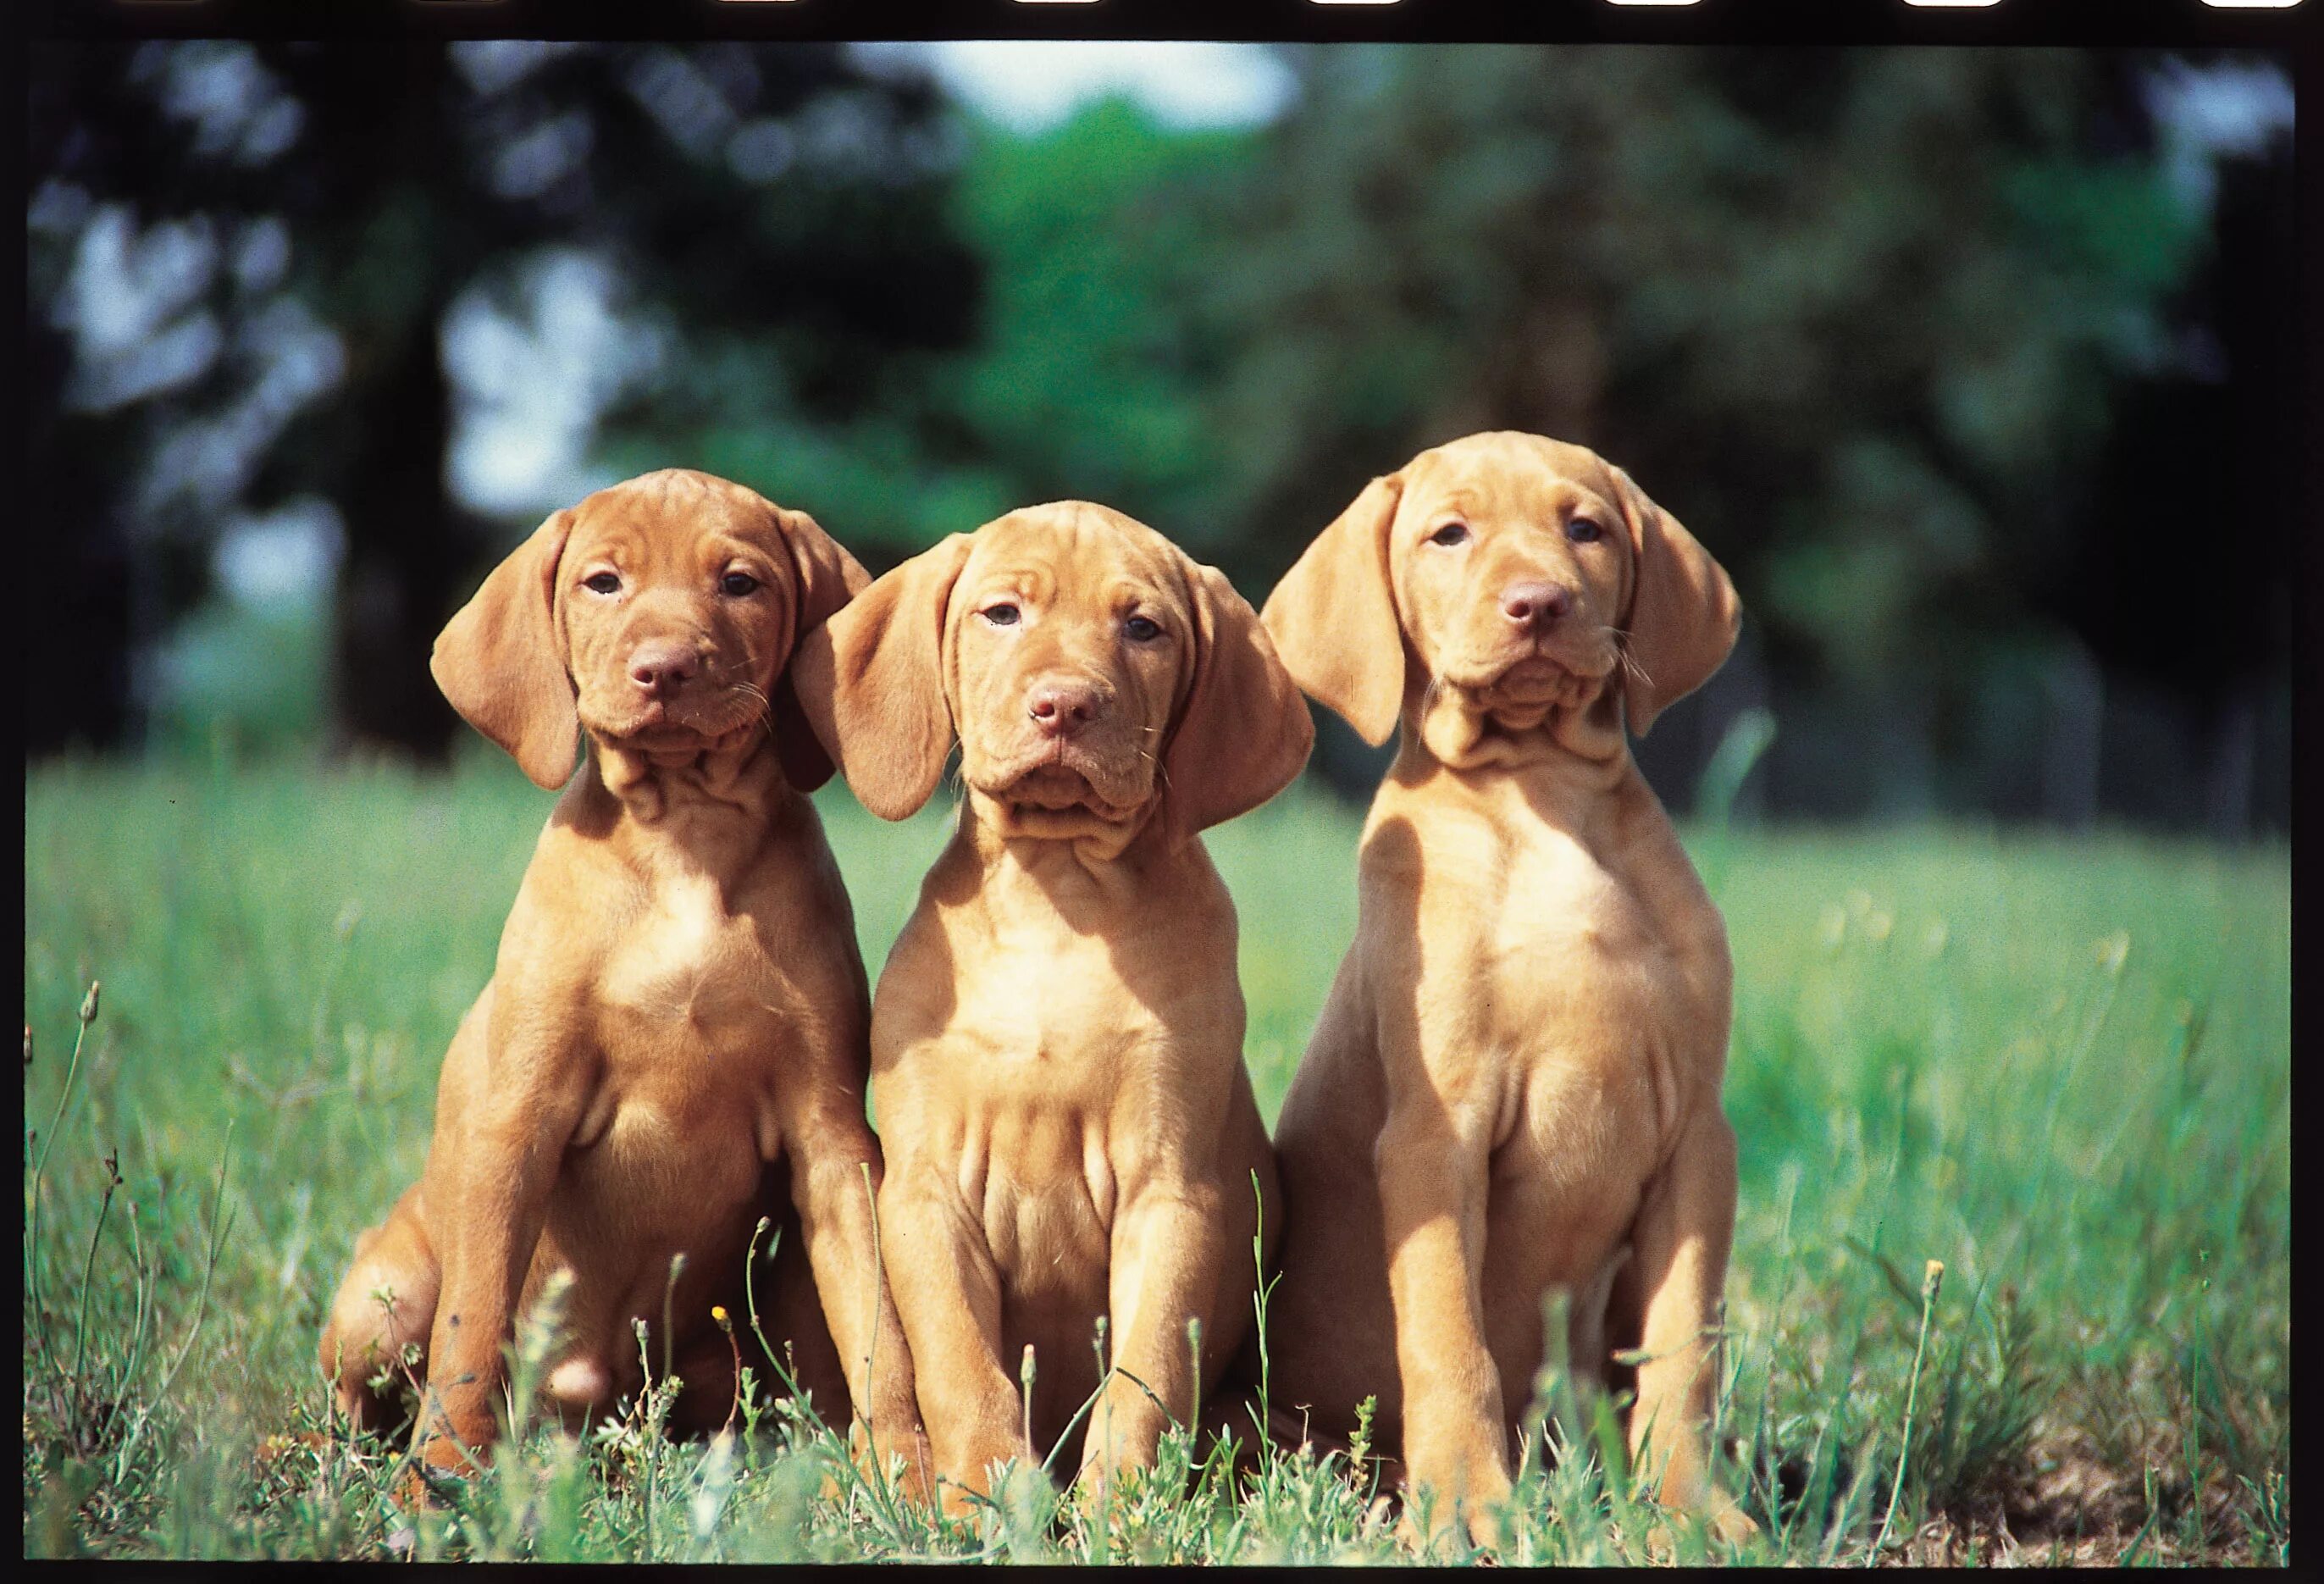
[25, 42, 2297, 833]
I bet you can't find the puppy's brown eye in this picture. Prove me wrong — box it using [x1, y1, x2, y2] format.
[720, 572, 760, 596]
[982, 604, 1021, 627]
[1124, 615, 1162, 642]
[584, 573, 621, 595]
[1567, 518, 1603, 545]
[1430, 523, 1471, 547]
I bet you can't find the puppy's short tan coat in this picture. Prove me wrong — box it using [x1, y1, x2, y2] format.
[794, 501, 1313, 1515]
[1258, 432, 1750, 1545]
[319, 470, 927, 1495]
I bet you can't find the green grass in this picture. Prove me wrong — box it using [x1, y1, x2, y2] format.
[22, 752, 2288, 1564]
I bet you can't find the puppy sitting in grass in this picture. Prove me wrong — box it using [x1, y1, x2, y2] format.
[318, 469, 928, 1500]
[1257, 432, 1754, 1550]
[793, 501, 1313, 1517]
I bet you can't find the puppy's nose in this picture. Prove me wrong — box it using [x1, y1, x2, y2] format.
[1501, 581, 1574, 631]
[1027, 679, 1104, 738]
[628, 640, 700, 699]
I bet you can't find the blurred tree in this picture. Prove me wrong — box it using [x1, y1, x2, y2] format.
[25, 260, 138, 756]
[938, 98, 1250, 547]
[1170, 51, 2296, 823]
[1166, 48, 2236, 811]
[26, 41, 980, 758]
[886, 51, 2283, 822]
[28, 43, 2291, 830]
[2033, 94, 2296, 839]
[27, 46, 228, 755]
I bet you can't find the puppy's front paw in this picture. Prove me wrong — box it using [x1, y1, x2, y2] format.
[928, 1438, 1028, 1523]
[1641, 1496, 1759, 1559]
[1068, 1453, 1158, 1524]
[881, 1421, 939, 1509]
[846, 1412, 938, 1508]
[394, 1445, 472, 1510]
[391, 1463, 440, 1511]
[1392, 1480, 1510, 1559]
[1395, 1443, 1514, 1558]
[1707, 1493, 1761, 1546]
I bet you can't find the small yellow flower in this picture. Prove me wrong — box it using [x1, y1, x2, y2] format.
[711, 1304, 731, 1331]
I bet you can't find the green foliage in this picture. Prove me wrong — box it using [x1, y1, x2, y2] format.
[590, 42, 2221, 615]
[1167, 50, 2211, 650]
[30, 40, 989, 753]
[22, 760, 2288, 1561]
[36, 42, 2277, 834]
[942, 98, 1250, 548]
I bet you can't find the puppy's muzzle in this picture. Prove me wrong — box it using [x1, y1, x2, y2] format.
[987, 673, 1143, 815]
[595, 634, 759, 750]
[1026, 677, 1107, 740]
[628, 637, 704, 701]
[1500, 580, 1574, 634]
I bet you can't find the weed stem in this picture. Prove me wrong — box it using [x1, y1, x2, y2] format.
[1871, 1259, 1945, 1559]
[25, 981, 101, 1363]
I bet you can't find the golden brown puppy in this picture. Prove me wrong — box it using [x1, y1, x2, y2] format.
[1258, 431, 1751, 1548]
[318, 468, 929, 1498]
[792, 501, 1313, 1515]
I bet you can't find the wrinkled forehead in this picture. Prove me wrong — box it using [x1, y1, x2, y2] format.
[1403, 435, 1623, 529]
[959, 503, 1187, 612]
[566, 471, 784, 569]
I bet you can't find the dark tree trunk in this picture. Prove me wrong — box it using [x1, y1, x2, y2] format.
[329, 303, 468, 762]
[2040, 643, 2103, 834]
[25, 317, 137, 753]
[314, 46, 473, 764]
[2202, 687, 2257, 844]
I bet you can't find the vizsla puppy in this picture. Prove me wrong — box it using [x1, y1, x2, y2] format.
[318, 469, 928, 1498]
[1257, 432, 1752, 1548]
[792, 501, 1313, 1516]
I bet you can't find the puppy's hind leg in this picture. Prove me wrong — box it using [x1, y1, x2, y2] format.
[319, 1185, 440, 1435]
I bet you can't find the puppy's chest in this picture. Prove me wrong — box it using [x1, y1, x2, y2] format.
[879, 918, 1231, 1256]
[595, 874, 794, 1068]
[936, 946, 1182, 1120]
[1428, 825, 1702, 1155]
[899, 892, 1227, 1077]
[1466, 824, 1699, 1018]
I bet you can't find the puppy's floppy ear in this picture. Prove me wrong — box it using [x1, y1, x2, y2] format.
[1609, 465, 1741, 737]
[431, 509, 578, 789]
[790, 534, 974, 821]
[1162, 560, 1316, 850]
[1259, 473, 1407, 747]
[769, 505, 873, 794]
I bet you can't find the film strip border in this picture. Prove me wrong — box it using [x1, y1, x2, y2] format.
[25, 0, 2323, 47]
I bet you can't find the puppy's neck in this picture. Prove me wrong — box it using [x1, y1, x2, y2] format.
[581, 725, 792, 835]
[1401, 673, 1631, 788]
[957, 786, 1164, 885]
